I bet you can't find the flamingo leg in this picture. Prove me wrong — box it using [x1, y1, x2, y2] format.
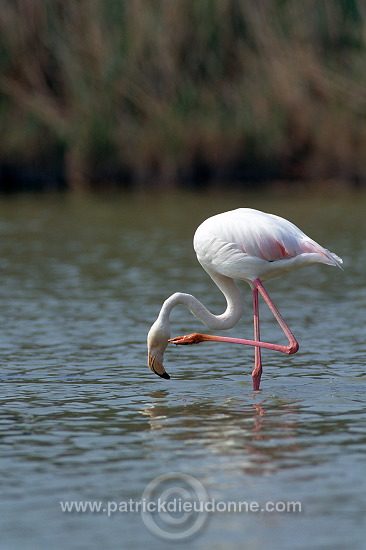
[252, 285, 262, 391]
[169, 278, 299, 389]
[253, 278, 299, 354]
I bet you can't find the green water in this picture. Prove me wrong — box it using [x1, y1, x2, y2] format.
[0, 190, 364, 549]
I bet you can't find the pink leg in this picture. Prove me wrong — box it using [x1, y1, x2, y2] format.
[170, 278, 299, 354]
[253, 278, 299, 355]
[252, 286, 262, 391]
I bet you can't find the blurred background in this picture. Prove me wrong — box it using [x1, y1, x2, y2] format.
[1, 0, 366, 192]
[1, 4, 366, 550]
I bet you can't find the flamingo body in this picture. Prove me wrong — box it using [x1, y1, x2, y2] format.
[194, 208, 342, 283]
[147, 208, 342, 389]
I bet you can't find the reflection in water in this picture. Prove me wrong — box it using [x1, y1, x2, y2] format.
[141, 390, 301, 475]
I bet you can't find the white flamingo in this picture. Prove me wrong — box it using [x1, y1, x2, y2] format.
[147, 208, 342, 390]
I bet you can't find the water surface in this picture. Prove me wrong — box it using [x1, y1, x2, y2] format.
[0, 190, 365, 549]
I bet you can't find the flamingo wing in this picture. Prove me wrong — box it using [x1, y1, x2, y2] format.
[194, 208, 342, 282]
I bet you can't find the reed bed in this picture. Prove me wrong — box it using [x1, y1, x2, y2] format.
[0, 0, 365, 190]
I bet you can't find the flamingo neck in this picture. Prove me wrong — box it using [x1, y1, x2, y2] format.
[158, 271, 243, 331]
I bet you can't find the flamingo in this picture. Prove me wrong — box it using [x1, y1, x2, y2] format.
[147, 208, 342, 390]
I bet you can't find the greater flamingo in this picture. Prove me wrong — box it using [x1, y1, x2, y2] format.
[147, 208, 342, 390]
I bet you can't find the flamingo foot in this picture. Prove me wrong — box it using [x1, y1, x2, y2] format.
[169, 333, 206, 345]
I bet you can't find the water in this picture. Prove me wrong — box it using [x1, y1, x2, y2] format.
[0, 190, 365, 550]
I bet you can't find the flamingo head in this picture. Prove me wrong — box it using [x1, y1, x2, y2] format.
[147, 318, 171, 379]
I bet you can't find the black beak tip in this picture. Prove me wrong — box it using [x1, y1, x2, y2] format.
[151, 362, 171, 380]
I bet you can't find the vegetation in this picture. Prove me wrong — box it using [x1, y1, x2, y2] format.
[0, 0, 366, 191]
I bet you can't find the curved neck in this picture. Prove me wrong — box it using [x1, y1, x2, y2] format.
[159, 271, 243, 331]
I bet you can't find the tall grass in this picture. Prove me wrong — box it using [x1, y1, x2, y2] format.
[0, 0, 365, 190]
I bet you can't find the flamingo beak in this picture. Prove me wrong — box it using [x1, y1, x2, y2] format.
[148, 353, 170, 379]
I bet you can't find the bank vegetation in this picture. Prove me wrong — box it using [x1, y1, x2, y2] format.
[0, 0, 365, 191]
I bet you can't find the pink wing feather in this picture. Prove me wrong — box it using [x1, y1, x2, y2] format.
[195, 208, 342, 267]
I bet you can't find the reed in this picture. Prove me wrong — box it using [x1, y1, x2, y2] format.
[0, 0, 365, 190]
